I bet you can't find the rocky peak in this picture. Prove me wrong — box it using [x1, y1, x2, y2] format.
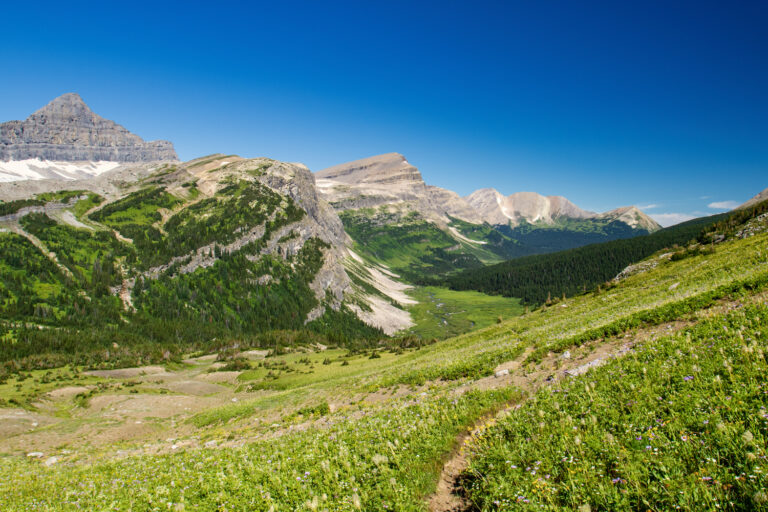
[464, 188, 661, 230]
[598, 206, 661, 231]
[464, 189, 595, 225]
[1, 93, 178, 163]
[30, 93, 94, 122]
[316, 152, 425, 189]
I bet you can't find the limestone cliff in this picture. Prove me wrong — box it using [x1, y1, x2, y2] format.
[1, 93, 177, 163]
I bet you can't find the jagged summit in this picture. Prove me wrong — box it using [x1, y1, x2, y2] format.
[0, 93, 177, 163]
[464, 188, 659, 231]
[597, 206, 660, 231]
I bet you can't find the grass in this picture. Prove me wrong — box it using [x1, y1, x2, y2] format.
[0, 220, 766, 510]
[1, 389, 518, 512]
[0, 366, 103, 409]
[339, 208, 486, 280]
[403, 286, 524, 339]
[462, 303, 768, 511]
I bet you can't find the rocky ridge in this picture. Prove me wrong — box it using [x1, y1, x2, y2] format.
[316, 153, 661, 231]
[315, 152, 478, 225]
[1, 93, 177, 163]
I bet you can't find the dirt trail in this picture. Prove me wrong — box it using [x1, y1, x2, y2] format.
[427, 291, 767, 511]
[428, 319, 694, 512]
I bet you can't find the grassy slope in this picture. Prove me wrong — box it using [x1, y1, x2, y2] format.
[403, 286, 524, 340]
[338, 209, 490, 280]
[464, 303, 768, 511]
[0, 227, 766, 510]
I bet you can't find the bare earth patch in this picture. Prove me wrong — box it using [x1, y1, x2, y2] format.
[164, 381, 228, 396]
[0, 408, 60, 438]
[196, 371, 242, 385]
[85, 366, 168, 379]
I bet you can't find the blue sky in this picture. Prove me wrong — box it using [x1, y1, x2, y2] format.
[2, 1, 766, 226]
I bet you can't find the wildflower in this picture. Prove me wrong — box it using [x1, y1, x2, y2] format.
[743, 430, 755, 444]
[683, 376, 694, 381]
[681, 435, 689, 442]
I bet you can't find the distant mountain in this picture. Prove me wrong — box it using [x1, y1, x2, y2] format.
[0, 93, 177, 172]
[315, 153, 661, 279]
[739, 186, 768, 209]
[464, 188, 660, 231]
[316, 152, 479, 223]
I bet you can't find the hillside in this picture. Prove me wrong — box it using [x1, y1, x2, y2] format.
[440, 208, 745, 305]
[1, 193, 766, 511]
[0, 155, 409, 375]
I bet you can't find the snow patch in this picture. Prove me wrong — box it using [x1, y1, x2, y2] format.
[447, 226, 487, 245]
[0, 159, 121, 182]
[348, 295, 414, 335]
[347, 250, 416, 305]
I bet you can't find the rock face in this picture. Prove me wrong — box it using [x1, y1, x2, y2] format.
[0, 93, 177, 163]
[596, 206, 660, 232]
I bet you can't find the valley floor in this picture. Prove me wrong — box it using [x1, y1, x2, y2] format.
[1, 231, 767, 510]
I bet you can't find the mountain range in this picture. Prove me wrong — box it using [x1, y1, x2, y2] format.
[315, 152, 659, 230]
[0, 93, 710, 339]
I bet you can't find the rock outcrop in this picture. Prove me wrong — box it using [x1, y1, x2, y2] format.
[1, 93, 177, 163]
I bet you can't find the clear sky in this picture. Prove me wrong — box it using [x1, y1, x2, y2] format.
[2, 1, 766, 226]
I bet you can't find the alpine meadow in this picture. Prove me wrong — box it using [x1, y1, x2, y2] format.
[2, 2, 768, 511]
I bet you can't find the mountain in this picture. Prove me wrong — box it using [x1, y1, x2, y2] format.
[464, 188, 660, 231]
[0, 93, 177, 171]
[4, 181, 767, 512]
[316, 153, 661, 279]
[0, 154, 428, 367]
[739, 186, 768, 209]
[465, 188, 594, 225]
[316, 152, 479, 223]
[596, 205, 660, 232]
